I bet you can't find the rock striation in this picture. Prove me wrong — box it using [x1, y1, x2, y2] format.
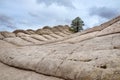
[0, 16, 120, 80]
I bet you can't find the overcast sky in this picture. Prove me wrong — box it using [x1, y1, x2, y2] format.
[0, 0, 120, 31]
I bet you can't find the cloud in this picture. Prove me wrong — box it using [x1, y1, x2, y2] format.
[0, 0, 120, 31]
[29, 12, 39, 18]
[0, 14, 16, 29]
[36, 0, 74, 8]
[89, 7, 120, 19]
[28, 2, 71, 26]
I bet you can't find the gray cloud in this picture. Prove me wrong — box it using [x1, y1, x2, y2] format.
[28, 11, 71, 27]
[29, 12, 40, 18]
[36, 0, 74, 8]
[0, 14, 16, 29]
[89, 7, 120, 19]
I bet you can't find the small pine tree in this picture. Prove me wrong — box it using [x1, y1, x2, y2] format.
[70, 17, 84, 32]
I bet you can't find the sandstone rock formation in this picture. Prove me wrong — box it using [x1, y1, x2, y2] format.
[0, 31, 16, 38]
[0, 33, 4, 39]
[0, 17, 120, 80]
[26, 29, 36, 34]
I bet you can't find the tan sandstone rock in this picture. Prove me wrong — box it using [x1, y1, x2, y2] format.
[0, 16, 120, 80]
[0, 31, 16, 38]
[0, 33, 4, 39]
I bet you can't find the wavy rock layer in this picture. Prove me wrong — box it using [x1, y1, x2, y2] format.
[0, 16, 120, 80]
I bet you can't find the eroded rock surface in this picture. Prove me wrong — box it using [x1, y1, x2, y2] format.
[0, 31, 16, 38]
[0, 17, 120, 80]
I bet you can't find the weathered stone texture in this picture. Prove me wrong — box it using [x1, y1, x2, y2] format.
[0, 17, 120, 80]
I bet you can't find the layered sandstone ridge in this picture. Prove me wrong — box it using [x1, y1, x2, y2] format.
[0, 25, 72, 46]
[0, 16, 120, 80]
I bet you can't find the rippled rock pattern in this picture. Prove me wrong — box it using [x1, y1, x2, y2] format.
[0, 17, 120, 80]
